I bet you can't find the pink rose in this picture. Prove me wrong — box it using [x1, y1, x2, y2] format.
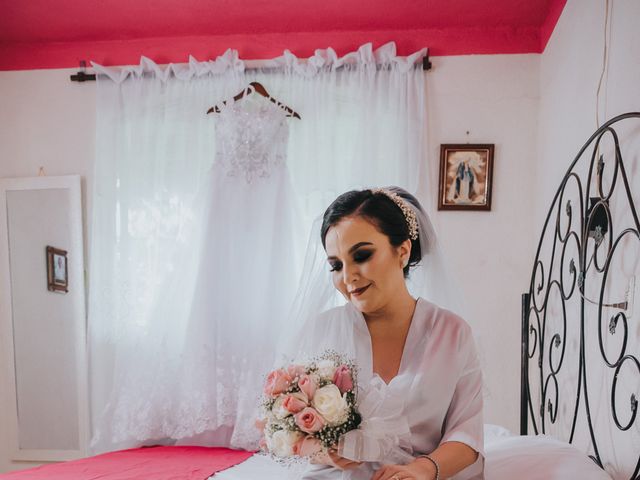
[293, 435, 323, 457]
[282, 392, 308, 414]
[294, 407, 325, 434]
[332, 365, 354, 393]
[264, 369, 292, 397]
[298, 374, 317, 400]
[287, 364, 306, 379]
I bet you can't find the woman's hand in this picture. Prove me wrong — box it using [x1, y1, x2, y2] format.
[309, 448, 363, 470]
[371, 458, 436, 480]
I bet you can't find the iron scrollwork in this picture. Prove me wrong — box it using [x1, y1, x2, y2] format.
[521, 112, 640, 479]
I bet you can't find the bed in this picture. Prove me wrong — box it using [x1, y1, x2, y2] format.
[2, 113, 638, 479]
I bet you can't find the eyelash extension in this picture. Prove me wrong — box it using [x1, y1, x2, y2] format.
[329, 262, 342, 272]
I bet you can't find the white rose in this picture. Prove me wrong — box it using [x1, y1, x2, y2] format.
[316, 359, 337, 381]
[266, 429, 303, 457]
[312, 384, 349, 425]
[272, 395, 291, 419]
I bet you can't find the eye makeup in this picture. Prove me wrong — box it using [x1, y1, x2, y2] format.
[327, 247, 375, 272]
[329, 260, 342, 272]
[353, 249, 373, 263]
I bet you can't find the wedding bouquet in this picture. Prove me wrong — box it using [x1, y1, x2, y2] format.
[256, 351, 361, 460]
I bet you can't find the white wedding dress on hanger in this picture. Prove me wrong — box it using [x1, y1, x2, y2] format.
[173, 93, 304, 448]
[92, 90, 303, 452]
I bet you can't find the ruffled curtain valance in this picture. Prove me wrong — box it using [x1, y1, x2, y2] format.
[91, 42, 427, 83]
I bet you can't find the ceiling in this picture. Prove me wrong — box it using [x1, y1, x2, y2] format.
[0, 0, 566, 71]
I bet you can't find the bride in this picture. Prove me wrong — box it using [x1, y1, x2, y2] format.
[282, 187, 484, 480]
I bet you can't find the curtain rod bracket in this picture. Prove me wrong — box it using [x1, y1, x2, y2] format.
[70, 60, 96, 82]
[422, 54, 432, 71]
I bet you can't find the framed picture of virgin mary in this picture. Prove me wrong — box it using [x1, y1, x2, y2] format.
[438, 144, 494, 211]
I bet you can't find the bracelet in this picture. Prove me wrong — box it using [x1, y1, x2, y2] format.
[417, 454, 440, 480]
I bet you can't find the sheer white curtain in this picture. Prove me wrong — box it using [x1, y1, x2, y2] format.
[88, 42, 427, 453]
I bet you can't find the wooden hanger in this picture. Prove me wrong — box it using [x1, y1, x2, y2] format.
[206, 81, 301, 119]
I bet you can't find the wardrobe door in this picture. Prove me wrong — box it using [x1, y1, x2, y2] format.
[0, 175, 88, 461]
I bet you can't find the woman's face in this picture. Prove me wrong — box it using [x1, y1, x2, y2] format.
[324, 215, 411, 314]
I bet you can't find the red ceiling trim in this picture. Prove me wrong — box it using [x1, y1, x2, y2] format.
[0, 1, 568, 72]
[0, 27, 546, 71]
[540, 0, 568, 52]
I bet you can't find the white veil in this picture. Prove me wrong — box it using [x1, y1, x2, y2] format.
[276, 185, 467, 370]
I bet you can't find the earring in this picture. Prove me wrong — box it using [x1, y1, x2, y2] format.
[402, 258, 408, 268]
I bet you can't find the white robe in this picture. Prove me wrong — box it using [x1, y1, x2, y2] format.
[299, 297, 484, 480]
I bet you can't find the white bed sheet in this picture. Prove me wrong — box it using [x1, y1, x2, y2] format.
[210, 425, 509, 480]
[212, 453, 305, 480]
[211, 424, 612, 480]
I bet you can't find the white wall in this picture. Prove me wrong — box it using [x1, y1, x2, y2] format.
[0, 67, 96, 269]
[537, 0, 640, 222]
[424, 54, 539, 433]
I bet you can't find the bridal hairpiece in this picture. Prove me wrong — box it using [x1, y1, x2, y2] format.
[371, 188, 419, 241]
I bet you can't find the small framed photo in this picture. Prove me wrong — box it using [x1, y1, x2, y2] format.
[46, 246, 68, 293]
[438, 144, 494, 211]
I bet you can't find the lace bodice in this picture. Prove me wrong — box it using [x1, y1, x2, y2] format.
[214, 99, 289, 183]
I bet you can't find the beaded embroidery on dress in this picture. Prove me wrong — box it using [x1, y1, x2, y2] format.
[214, 93, 289, 183]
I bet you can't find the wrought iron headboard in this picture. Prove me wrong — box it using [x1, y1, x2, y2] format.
[521, 112, 640, 480]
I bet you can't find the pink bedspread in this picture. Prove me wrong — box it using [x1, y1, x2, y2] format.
[0, 446, 254, 480]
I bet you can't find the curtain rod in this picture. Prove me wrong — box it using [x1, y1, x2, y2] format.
[70, 54, 432, 82]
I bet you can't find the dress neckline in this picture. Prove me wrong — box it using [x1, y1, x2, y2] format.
[349, 297, 425, 386]
[218, 93, 289, 119]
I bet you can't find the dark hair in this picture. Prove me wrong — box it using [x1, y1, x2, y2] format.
[320, 187, 424, 278]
